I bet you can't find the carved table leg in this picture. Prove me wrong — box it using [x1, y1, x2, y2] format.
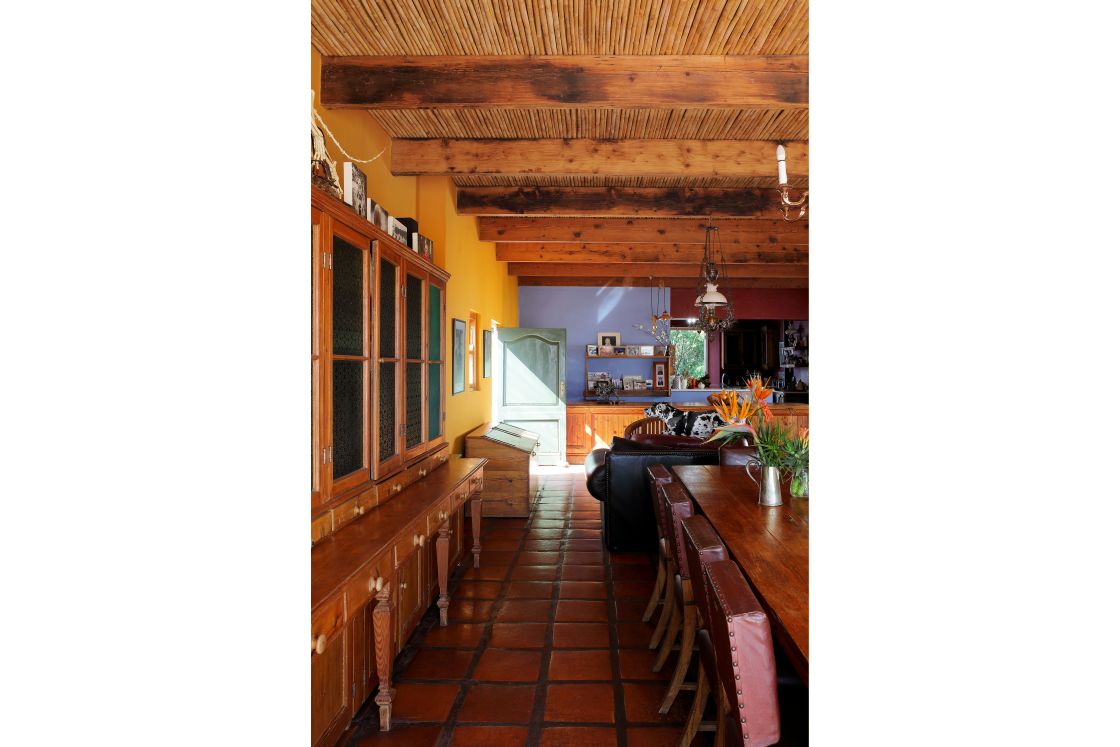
[436, 520, 450, 626]
[372, 583, 395, 731]
[470, 493, 482, 568]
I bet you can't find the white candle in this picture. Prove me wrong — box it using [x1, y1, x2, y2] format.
[776, 144, 788, 185]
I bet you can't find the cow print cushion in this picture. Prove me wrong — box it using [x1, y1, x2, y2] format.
[644, 404, 725, 438]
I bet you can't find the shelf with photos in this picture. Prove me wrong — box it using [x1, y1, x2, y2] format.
[584, 337, 674, 398]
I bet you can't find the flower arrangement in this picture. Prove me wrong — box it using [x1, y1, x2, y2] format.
[785, 427, 810, 497]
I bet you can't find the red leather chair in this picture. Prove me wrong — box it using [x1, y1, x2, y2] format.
[678, 514, 729, 745]
[652, 481, 700, 713]
[642, 464, 675, 625]
[704, 558, 782, 747]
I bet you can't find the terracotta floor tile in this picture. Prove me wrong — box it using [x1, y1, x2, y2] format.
[616, 622, 655, 648]
[543, 683, 616, 723]
[485, 528, 528, 540]
[473, 648, 543, 682]
[561, 565, 605, 582]
[555, 600, 609, 622]
[522, 539, 563, 551]
[527, 528, 565, 539]
[510, 565, 559, 581]
[483, 538, 524, 551]
[564, 551, 605, 565]
[401, 648, 476, 681]
[612, 599, 651, 622]
[456, 580, 503, 599]
[489, 622, 549, 649]
[457, 684, 536, 723]
[520, 551, 561, 564]
[622, 682, 689, 724]
[548, 649, 614, 681]
[350, 725, 444, 746]
[446, 598, 495, 622]
[610, 565, 655, 583]
[569, 521, 602, 530]
[505, 581, 555, 599]
[478, 550, 518, 568]
[611, 581, 652, 600]
[562, 539, 604, 552]
[625, 727, 703, 747]
[448, 726, 529, 746]
[552, 622, 611, 648]
[495, 599, 554, 622]
[568, 529, 602, 540]
[559, 581, 607, 599]
[538, 726, 619, 746]
[390, 682, 460, 722]
[531, 519, 567, 529]
[460, 565, 509, 581]
[422, 622, 486, 649]
[617, 649, 669, 681]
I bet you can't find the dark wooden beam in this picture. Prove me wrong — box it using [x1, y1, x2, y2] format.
[516, 277, 808, 289]
[479, 217, 807, 245]
[321, 55, 807, 109]
[391, 139, 808, 179]
[508, 263, 807, 278]
[456, 186, 784, 217]
[495, 243, 807, 264]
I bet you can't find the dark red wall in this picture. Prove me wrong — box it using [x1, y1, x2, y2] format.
[669, 288, 808, 319]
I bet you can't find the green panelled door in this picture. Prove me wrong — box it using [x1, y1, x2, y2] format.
[495, 328, 566, 465]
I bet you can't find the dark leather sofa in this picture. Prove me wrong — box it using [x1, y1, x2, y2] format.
[584, 437, 721, 552]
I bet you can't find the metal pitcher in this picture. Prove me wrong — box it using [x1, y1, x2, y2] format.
[745, 458, 784, 506]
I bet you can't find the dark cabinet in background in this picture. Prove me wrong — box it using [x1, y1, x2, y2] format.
[720, 321, 781, 385]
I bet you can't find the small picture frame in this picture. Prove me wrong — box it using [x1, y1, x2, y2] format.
[654, 363, 667, 389]
[598, 345, 614, 357]
[613, 347, 626, 356]
[625, 345, 640, 357]
[597, 332, 620, 348]
[640, 345, 655, 357]
[586, 344, 598, 357]
[482, 329, 492, 378]
[452, 319, 466, 395]
[622, 377, 634, 391]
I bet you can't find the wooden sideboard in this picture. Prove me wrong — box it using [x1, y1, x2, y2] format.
[566, 401, 809, 464]
[311, 457, 486, 745]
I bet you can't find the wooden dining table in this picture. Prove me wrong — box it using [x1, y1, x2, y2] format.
[670, 464, 809, 685]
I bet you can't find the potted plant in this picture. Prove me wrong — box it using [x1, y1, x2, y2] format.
[784, 427, 809, 499]
[706, 377, 792, 506]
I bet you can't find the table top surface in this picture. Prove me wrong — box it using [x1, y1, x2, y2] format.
[671, 464, 809, 684]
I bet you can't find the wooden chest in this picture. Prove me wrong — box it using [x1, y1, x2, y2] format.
[465, 422, 539, 517]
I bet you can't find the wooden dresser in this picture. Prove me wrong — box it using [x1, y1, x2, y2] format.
[311, 186, 478, 745]
[465, 423, 539, 517]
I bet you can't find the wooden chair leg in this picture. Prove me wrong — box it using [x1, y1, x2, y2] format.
[714, 685, 728, 747]
[642, 550, 667, 622]
[660, 602, 696, 713]
[678, 659, 710, 747]
[649, 561, 677, 649]
[653, 597, 681, 672]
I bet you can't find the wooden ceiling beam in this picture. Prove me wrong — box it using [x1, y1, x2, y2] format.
[516, 277, 808, 289]
[508, 263, 807, 278]
[456, 186, 784, 217]
[496, 243, 807, 264]
[391, 139, 807, 179]
[479, 217, 807, 245]
[320, 55, 807, 109]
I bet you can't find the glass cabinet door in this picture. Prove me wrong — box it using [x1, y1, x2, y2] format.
[374, 246, 402, 479]
[328, 225, 370, 495]
[402, 263, 427, 461]
[427, 279, 445, 442]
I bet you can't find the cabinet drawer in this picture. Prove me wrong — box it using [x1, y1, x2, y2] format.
[393, 520, 428, 568]
[426, 495, 452, 532]
[311, 593, 346, 652]
[311, 512, 333, 545]
[342, 552, 393, 616]
[332, 486, 378, 532]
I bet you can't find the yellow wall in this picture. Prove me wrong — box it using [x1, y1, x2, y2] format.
[312, 50, 519, 454]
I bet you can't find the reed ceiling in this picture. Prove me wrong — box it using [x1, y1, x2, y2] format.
[312, 0, 809, 286]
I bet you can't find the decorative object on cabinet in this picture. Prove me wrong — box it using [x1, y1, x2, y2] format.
[583, 344, 673, 397]
[482, 329, 492, 378]
[371, 201, 387, 231]
[451, 318, 466, 395]
[311, 120, 341, 197]
[465, 423, 539, 517]
[597, 331, 620, 348]
[598, 345, 614, 357]
[398, 218, 419, 249]
[342, 163, 367, 218]
[654, 363, 667, 389]
[586, 344, 597, 356]
[387, 216, 407, 244]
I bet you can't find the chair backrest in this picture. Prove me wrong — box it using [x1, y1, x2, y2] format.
[681, 515, 727, 628]
[623, 416, 667, 440]
[646, 464, 674, 543]
[658, 481, 695, 577]
[704, 559, 781, 747]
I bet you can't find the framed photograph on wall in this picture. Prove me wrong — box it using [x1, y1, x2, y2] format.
[597, 332, 620, 348]
[483, 329, 492, 378]
[654, 362, 667, 389]
[452, 318, 466, 394]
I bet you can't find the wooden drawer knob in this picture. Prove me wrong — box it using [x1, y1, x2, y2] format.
[400, 581, 408, 590]
[419, 468, 428, 477]
[354, 505, 364, 516]
[418, 534, 425, 547]
[368, 576, 383, 593]
[392, 484, 402, 494]
[312, 634, 326, 655]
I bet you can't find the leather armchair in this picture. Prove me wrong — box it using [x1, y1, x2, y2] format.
[584, 438, 720, 552]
